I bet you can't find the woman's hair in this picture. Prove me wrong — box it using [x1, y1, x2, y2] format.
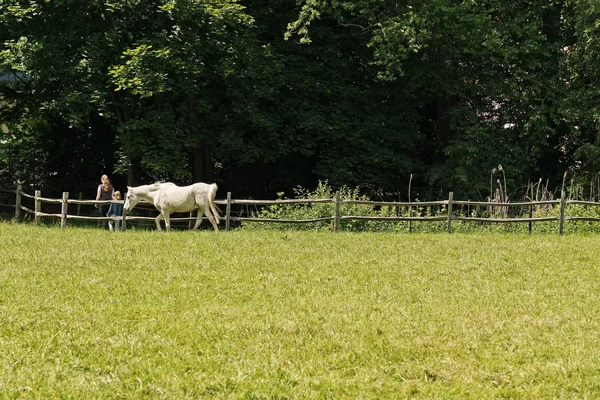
[101, 174, 110, 184]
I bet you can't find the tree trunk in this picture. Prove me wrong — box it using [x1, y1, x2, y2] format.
[434, 95, 457, 147]
[127, 162, 137, 186]
[192, 140, 215, 183]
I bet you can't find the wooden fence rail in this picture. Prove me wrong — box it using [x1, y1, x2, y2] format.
[0, 185, 598, 234]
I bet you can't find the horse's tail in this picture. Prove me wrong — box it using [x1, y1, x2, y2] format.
[208, 183, 220, 224]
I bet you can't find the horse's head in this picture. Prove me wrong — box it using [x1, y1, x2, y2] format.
[123, 186, 141, 213]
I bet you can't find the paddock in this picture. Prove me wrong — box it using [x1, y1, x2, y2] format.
[1, 222, 599, 398]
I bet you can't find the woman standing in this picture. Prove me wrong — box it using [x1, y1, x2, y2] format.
[95, 174, 114, 229]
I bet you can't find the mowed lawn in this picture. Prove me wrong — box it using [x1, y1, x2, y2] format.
[1, 222, 600, 398]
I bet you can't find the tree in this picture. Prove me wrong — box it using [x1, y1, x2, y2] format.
[0, 0, 260, 192]
[560, 0, 600, 190]
[5, 0, 598, 200]
[288, 0, 581, 198]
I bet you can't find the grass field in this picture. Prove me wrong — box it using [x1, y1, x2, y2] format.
[1, 222, 600, 398]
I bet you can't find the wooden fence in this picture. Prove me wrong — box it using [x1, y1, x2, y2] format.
[2, 184, 600, 234]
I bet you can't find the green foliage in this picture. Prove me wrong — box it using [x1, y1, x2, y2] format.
[0, 0, 419, 195]
[109, 45, 172, 98]
[2, 0, 600, 201]
[245, 181, 600, 234]
[249, 181, 382, 231]
[286, 0, 592, 198]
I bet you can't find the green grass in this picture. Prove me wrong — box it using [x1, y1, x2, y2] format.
[1, 222, 600, 398]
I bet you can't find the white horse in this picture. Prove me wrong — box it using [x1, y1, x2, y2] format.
[124, 182, 220, 231]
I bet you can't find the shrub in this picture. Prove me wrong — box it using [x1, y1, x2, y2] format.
[243, 181, 600, 234]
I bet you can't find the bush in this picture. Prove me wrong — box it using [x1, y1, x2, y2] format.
[243, 181, 600, 234]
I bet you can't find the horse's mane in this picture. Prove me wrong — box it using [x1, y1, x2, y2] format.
[151, 181, 176, 190]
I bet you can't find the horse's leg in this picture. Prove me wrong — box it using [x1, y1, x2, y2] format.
[192, 208, 203, 230]
[203, 206, 219, 231]
[163, 212, 172, 232]
[154, 214, 163, 231]
[188, 211, 194, 230]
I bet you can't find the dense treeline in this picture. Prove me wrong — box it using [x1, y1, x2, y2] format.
[0, 0, 599, 200]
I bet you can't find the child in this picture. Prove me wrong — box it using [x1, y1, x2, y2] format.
[107, 191, 124, 231]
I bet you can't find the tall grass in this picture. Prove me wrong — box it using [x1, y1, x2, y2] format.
[1, 221, 600, 398]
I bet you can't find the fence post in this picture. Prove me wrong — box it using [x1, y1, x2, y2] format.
[528, 204, 533, 234]
[34, 190, 41, 226]
[121, 201, 127, 231]
[14, 183, 22, 222]
[226, 192, 232, 231]
[408, 204, 412, 233]
[60, 192, 69, 228]
[559, 190, 566, 235]
[447, 192, 454, 233]
[334, 191, 341, 232]
[76, 192, 83, 215]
